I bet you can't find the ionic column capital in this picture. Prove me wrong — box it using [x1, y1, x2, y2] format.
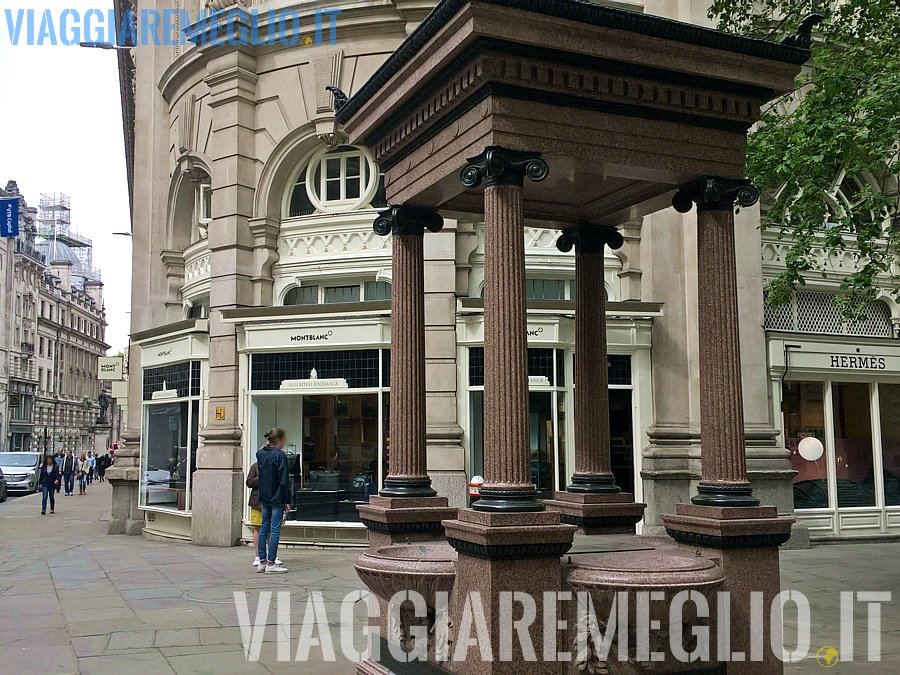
[672, 176, 760, 213]
[460, 146, 549, 188]
[373, 204, 444, 237]
[556, 224, 624, 254]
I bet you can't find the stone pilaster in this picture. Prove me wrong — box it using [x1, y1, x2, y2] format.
[191, 48, 258, 547]
[106, 344, 144, 536]
[544, 224, 645, 533]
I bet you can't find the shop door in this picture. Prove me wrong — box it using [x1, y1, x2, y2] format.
[529, 392, 555, 499]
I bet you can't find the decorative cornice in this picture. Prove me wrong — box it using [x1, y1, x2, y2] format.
[447, 537, 573, 561]
[560, 514, 642, 529]
[336, 0, 814, 125]
[460, 146, 549, 188]
[672, 176, 760, 213]
[556, 224, 624, 254]
[372, 204, 444, 237]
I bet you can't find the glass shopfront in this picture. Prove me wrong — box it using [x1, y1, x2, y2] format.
[784, 378, 900, 527]
[248, 349, 390, 524]
[140, 361, 202, 512]
[467, 347, 636, 500]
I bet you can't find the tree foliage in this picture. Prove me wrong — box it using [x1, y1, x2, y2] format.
[709, 0, 900, 315]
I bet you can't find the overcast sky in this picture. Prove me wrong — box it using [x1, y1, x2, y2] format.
[0, 0, 132, 354]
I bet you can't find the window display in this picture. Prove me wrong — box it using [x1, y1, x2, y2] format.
[783, 381, 828, 509]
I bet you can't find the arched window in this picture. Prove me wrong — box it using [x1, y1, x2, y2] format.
[287, 145, 386, 217]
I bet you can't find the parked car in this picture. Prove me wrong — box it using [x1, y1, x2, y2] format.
[0, 452, 43, 494]
[0, 468, 7, 502]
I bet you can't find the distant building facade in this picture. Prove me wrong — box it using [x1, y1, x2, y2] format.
[0, 181, 109, 456]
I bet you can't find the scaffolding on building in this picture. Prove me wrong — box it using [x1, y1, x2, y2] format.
[37, 193, 101, 281]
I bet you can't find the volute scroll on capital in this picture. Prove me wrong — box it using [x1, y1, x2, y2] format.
[372, 204, 444, 237]
[672, 176, 760, 213]
[556, 224, 624, 254]
[460, 146, 549, 188]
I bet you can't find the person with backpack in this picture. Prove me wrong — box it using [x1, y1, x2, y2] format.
[255, 428, 291, 574]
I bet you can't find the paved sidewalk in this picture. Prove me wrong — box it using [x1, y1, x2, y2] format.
[1, 483, 898, 673]
[0, 482, 366, 674]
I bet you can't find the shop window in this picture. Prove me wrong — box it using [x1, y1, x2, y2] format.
[526, 278, 568, 301]
[143, 361, 201, 401]
[283, 285, 319, 306]
[878, 384, 900, 506]
[364, 280, 391, 301]
[140, 399, 200, 513]
[832, 382, 876, 507]
[251, 350, 388, 391]
[323, 285, 360, 304]
[784, 381, 828, 509]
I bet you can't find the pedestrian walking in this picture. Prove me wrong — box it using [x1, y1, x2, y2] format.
[98, 454, 108, 482]
[256, 428, 291, 574]
[60, 450, 76, 496]
[77, 453, 89, 495]
[39, 456, 60, 515]
[54, 450, 64, 493]
[246, 462, 282, 569]
[87, 452, 96, 484]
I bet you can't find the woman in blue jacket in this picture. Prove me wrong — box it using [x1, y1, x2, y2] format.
[39, 455, 60, 515]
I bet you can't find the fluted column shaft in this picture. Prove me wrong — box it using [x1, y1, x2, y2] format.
[373, 205, 442, 497]
[673, 177, 760, 506]
[558, 225, 624, 492]
[482, 184, 534, 498]
[460, 145, 548, 512]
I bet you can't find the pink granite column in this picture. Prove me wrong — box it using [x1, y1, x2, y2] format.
[672, 177, 760, 506]
[460, 146, 548, 511]
[557, 224, 624, 492]
[373, 205, 443, 497]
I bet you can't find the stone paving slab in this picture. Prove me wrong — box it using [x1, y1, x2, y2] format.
[3, 482, 900, 673]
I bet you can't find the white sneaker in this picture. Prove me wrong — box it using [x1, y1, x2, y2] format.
[257, 562, 266, 573]
[265, 564, 287, 574]
[254, 556, 281, 566]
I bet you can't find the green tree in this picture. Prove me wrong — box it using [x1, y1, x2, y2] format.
[709, 0, 900, 315]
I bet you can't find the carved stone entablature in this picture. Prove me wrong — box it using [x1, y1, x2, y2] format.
[366, 51, 765, 170]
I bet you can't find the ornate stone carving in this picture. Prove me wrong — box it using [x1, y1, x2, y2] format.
[780, 13, 825, 50]
[325, 85, 349, 113]
[672, 176, 759, 213]
[206, 0, 247, 11]
[459, 146, 549, 188]
[372, 204, 444, 237]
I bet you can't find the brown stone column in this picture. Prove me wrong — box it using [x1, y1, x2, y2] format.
[373, 205, 443, 497]
[460, 146, 549, 512]
[559, 224, 624, 492]
[672, 177, 760, 506]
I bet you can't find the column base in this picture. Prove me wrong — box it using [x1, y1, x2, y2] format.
[661, 504, 795, 674]
[544, 491, 646, 534]
[470, 487, 544, 513]
[358, 495, 458, 548]
[691, 482, 760, 507]
[566, 474, 621, 493]
[444, 509, 575, 673]
[380, 478, 437, 498]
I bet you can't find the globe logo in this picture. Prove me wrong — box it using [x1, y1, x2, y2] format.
[817, 646, 839, 667]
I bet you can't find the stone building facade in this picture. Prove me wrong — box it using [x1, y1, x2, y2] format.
[0, 181, 109, 457]
[112, 0, 812, 546]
